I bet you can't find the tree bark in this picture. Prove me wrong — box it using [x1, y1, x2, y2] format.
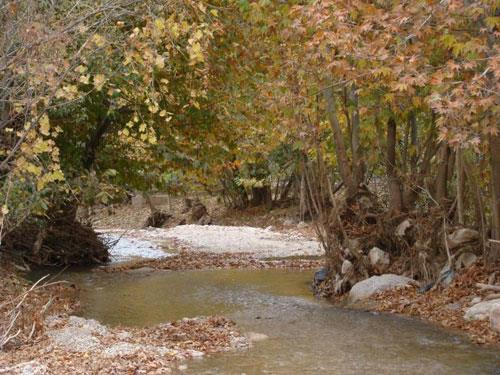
[83, 116, 111, 170]
[456, 147, 465, 225]
[350, 86, 364, 186]
[387, 117, 403, 212]
[324, 86, 356, 197]
[435, 142, 450, 205]
[490, 134, 500, 261]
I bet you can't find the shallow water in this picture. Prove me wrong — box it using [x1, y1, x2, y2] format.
[65, 269, 499, 374]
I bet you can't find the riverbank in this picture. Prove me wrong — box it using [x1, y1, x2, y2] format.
[368, 263, 500, 346]
[0, 270, 249, 374]
[96, 200, 499, 347]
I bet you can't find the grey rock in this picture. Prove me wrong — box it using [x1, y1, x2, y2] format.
[297, 221, 308, 229]
[396, 219, 412, 237]
[349, 274, 414, 302]
[314, 267, 328, 283]
[464, 299, 500, 321]
[341, 259, 353, 275]
[368, 247, 390, 272]
[471, 296, 482, 305]
[490, 305, 500, 333]
[455, 252, 478, 269]
[447, 228, 479, 250]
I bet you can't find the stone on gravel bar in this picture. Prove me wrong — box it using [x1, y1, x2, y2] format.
[349, 274, 414, 302]
[464, 299, 500, 321]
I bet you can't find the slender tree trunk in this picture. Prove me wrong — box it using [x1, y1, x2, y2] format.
[387, 117, 403, 212]
[324, 86, 356, 197]
[435, 142, 450, 205]
[350, 86, 364, 186]
[490, 134, 500, 261]
[456, 147, 465, 225]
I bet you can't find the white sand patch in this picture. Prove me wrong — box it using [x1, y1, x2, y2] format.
[163, 225, 323, 258]
[97, 229, 171, 263]
[97, 225, 322, 261]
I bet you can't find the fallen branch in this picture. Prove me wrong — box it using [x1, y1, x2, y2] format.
[484, 293, 500, 301]
[475, 283, 500, 292]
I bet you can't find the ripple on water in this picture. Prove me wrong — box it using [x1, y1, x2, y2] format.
[64, 269, 499, 375]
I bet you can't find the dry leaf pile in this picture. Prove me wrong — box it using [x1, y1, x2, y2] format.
[104, 250, 324, 273]
[0, 314, 247, 374]
[0, 270, 77, 351]
[370, 264, 500, 345]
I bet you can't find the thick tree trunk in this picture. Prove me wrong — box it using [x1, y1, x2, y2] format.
[387, 117, 403, 212]
[324, 86, 356, 197]
[490, 134, 500, 261]
[83, 116, 111, 170]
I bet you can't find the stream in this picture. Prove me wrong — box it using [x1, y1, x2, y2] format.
[61, 267, 500, 374]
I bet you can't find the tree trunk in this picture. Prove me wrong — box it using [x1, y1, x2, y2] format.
[435, 142, 450, 205]
[83, 116, 111, 170]
[350, 86, 364, 186]
[490, 134, 500, 261]
[456, 147, 465, 225]
[387, 117, 403, 212]
[324, 86, 356, 197]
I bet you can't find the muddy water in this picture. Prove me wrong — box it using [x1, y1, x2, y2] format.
[67, 269, 499, 374]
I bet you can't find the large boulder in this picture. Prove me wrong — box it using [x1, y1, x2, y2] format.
[447, 228, 479, 250]
[368, 247, 390, 273]
[464, 299, 500, 321]
[349, 274, 414, 302]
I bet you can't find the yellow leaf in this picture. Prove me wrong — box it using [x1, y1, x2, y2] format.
[39, 114, 50, 136]
[154, 19, 165, 31]
[94, 74, 106, 91]
[155, 56, 165, 69]
[79, 75, 90, 84]
[75, 65, 87, 74]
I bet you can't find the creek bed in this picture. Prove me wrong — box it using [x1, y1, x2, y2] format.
[61, 268, 500, 374]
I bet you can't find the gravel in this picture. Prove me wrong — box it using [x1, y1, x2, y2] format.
[163, 225, 323, 258]
[97, 229, 171, 263]
[97, 225, 323, 261]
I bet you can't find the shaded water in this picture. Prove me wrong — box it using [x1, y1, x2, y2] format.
[66, 269, 499, 374]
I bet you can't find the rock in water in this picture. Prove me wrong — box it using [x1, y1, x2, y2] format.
[447, 228, 479, 249]
[368, 247, 390, 273]
[464, 299, 500, 321]
[314, 267, 328, 284]
[349, 274, 414, 302]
